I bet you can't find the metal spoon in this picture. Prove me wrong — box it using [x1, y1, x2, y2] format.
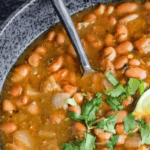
[51, 0, 94, 75]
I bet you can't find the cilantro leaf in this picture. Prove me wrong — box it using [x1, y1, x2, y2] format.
[62, 133, 96, 150]
[65, 98, 77, 106]
[107, 135, 119, 150]
[137, 119, 150, 145]
[105, 72, 119, 86]
[69, 93, 102, 128]
[104, 84, 126, 97]
[97, 114, 118, 134]
[139, 81, 145, 95]
[106, 97, 124, 112]
[82, 93, 87, 97]
[124, 113, 136, 134]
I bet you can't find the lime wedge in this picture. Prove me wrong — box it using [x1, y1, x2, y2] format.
[133, 89, 150, 118]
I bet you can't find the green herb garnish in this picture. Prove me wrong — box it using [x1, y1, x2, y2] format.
[107, 134, 119, 150]
[65, 98, 77, 106]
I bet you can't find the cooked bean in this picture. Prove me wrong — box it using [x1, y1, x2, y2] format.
[115, 41, 133, 54]
[116, 2, 138, 15]
[0, 123, 17, 133]
[117, 110, 128, 123]
[27, 102, 39, 115]
[103, 47, 116, 61]
[119, 14, 139, 24]
[28, 53, 40, 67]
[83, 13, 96, 22]
[105, 6, 114, 15]
[68, 44, 77, 58]
[68, 105, 81, 115]
[48, 56, 64, 72]
[143, 2, 150, 10]
[105, 34, 116, 47]
[50, 113, 65, 124]
[93, 26, 106, 35]
[97, 132, 112, 141]
[2, 100, 16, 112]
[95, 5, 106, 16]
[35, 46, 47, 55]
[14, 65, 30, 77]
[90, 40, 104, 50]
[56, 33, 65, 44]
[129, 59, 140, 66]
[73, 93, 84, 104]
[47, 31, 56, 41]
[125, 67, 147, 79]
[69, 72, 77, 85]
[86, 33, 97, 43]
[108, 16, 117, 26]
[81, 39, 90, 54]
[114, 56, 128, 69]
[101, 148, 108, 150]
[134, 37, 150, 54]
[117, 135, 127, 146]
[116, 123, 126, 135]
[9, 85, 22, 97]
[75, 122, 86, 132]
[16, 95, 29, 107]
[63, 85, 77, 95]
[116, 24, 128, 43]
[121, 95, 133, 107]
[52, 69, 69, 81]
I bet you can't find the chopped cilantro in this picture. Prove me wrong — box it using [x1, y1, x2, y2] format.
[124, 113, 136, 134]
[107, 134, 119, 150]
[97, 114, 118, 134]
[65, 98, 77, 106]
[137, 119, 150, 145]
[82, 93, 87, 97]
[64, 117, 70, 121]
[106, 97, 124, 112]
[69, 93, 102, 128]
[139, 81, 145, 95]
[105, 72, 119, 86]
[62, 133, 96, 150]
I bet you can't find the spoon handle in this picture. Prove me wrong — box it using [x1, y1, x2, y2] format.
[51, 0, 94, 74]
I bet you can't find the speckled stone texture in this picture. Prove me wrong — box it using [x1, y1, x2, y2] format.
[0, 0, 117, 94]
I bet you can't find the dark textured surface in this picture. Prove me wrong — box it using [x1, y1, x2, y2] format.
[0, 0, 26, 26]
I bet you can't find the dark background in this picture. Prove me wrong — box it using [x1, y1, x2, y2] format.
[0, 0, 26, 26]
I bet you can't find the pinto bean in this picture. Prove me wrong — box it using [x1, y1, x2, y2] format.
[68, 44, 77, 58]
[105, 34, 116, 47]
[129, 59, 140, 66]
[63, 85, 77, 95]
[0, 123, 17, 133]
[103, 47, 116, 61]
[14, 65, 30, 77]
[73, 93, 84, 104]
[46, 31, 56, 41]
[97, 132, 112, 141]
[117, 135, 127, 146]
[86, 33, 97, 43]
[16, 95, 29, 107]
[115, 41, 133, 54]
[143, 2, 150, 10]
[90, 40, 104, 50]
[35, 46, 47, 55]
[75, 122, 86, 132]
[27, 102, 39, 115]
[56, 33, 65, 44]
[9, 85, 22, 97]
[52, 69, 69, 81]
[50, 113, 65, 124]
[83, 13, 97, 22]
[28, 53, 41, 67]
[116, 24, 128, 43]
[105, 6, 114, 15]
[116, 123, 126, 135]
[69, 72, 77, 85]
[114, 56, 128, 70]
[48, 56, 64, 72]
[116, 2, 138, 15]
[134, 37, 150, 54]
[121, 95, 133, 107]
[108, 16, 117, 26]
[2, 100, 16, 112]
[119, 14, 139, 24]
[95, 4, 106, 16]
[68, 105, 81, 115]
[125, 67, 147, 79]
